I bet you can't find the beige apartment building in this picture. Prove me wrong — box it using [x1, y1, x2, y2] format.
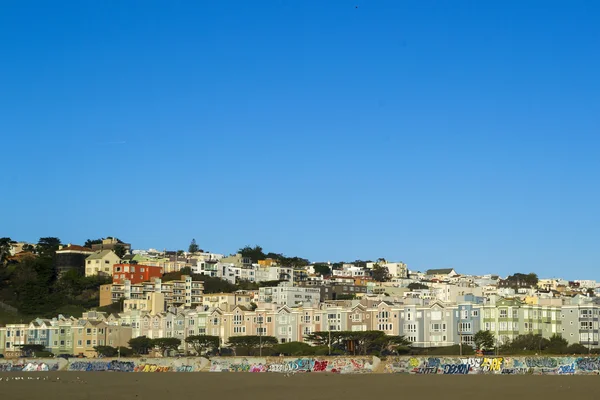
[72, 320, 132, 357]
[85, 250, 121, 277]
[100, 276, 203, 310]
[201, 292, 253, 311]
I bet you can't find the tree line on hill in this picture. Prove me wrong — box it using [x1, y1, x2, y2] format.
[0, 237, 111, 318]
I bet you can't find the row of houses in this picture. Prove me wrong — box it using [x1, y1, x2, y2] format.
[3, 296, 600, 357]
[0, 313, 132, 358]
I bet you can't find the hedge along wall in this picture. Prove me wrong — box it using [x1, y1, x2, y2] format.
[2, 356, 600, 374]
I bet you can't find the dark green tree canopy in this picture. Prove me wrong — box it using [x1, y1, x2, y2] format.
[227, 335, 278, 355]
[408, 282, 429, 290]
[473, 330, 495, 350]
[152, 337, 182, 356]
[128, 336, 153, 355]
[313, 263, 331, 276]
[185, 335, 219, 355]
[188, 239, 200, 253]
[113, 244, 127, 258]
[36, 237, 61, 258]
[372, 264, 391, 282]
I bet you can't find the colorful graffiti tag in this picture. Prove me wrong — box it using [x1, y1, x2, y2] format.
[68, 360, 135, 372]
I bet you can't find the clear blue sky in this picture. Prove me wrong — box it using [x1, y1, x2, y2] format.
[2, 1, 599, 279]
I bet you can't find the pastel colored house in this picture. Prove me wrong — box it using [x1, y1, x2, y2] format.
[85, 250, 121, 277]
[112, 264, 163, 284]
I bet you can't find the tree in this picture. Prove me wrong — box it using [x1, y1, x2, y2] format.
[408, 282, 429, 290]
[188, 239, 200, 254]
[185, 335, 220, 355]
[546, 334, 568, 354]
[22, 244, 35, 253]
[567, 343, 589, 354]
[19, 344, 46, 357]
[304, 331, 409, 356]
[0, 237, 12, 265]
[94, 345, 119, 357]
[239, 245, 266, 263]
[504, 272, 538, 288]
[36, 237, 61, 259]
[176, 250, 185, 257]
[227, 335, 278, 356]
[129, 336, 153, 355]
[273, 341, 316, 356]
[473, 330, 495, 350]
[84, 238, 103, 248]
[501, 333, 548, 354]
[313, 263, 331, 276]
[113, 244, 127, 258]
[372, 263, 391, 282]
[152, 337, 182, 356]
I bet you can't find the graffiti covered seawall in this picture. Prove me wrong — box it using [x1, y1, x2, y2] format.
[208, 357, 376, 373]
[383, 356, 600, 375]
[2, 356, 600, 374]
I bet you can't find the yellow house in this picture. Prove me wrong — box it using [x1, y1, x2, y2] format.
[72, 320, 132, 357]
[85, 250, 121, 277]
[258, 258, 278, 267]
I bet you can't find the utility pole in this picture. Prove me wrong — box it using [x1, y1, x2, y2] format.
[117, 326, 121, 359]
[458, 320, 462, 356]
[328, 327, 332, 356]
[258, 315, 263, 357]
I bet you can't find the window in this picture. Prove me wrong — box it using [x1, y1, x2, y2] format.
[404, 324, 417, 333]
[471, 310, 479, 317]
[581, 321, 593, 330]
[77, 340, 82, 346]
[499, 309, 507, 318]
[459, 322, 471, 332]
[512, 309, 518, 318]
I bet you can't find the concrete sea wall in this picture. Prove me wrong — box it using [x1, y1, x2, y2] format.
[2, 356, 600, 374]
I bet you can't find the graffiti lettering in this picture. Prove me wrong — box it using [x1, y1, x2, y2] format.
[416, 367, 438, 374]
[443, 364, 469, 374]
[480, 358, 503, 372]
[69, 361, 135, 372]
[525, 357, 558, 368]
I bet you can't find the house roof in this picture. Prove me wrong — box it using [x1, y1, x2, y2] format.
[426, 268, 455, 275]
[86, 250, 117, 260]
[57, 245, 94, 253]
